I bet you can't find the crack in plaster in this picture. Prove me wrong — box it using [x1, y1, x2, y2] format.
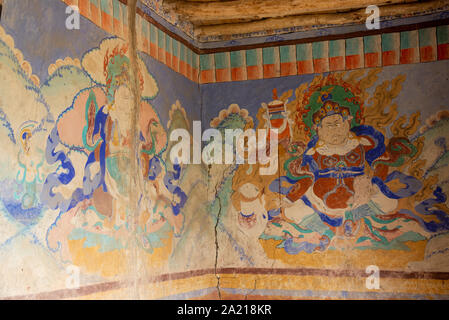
[210, 164, 222, 300]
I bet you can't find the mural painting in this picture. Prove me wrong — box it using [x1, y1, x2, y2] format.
[0, 28, 196, 290]
[196, 70, 449, 274]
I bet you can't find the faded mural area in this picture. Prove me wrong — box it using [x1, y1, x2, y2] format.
[0, 0, 449, 300]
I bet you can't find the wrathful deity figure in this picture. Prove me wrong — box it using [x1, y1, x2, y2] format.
[268, 83, 428, 253]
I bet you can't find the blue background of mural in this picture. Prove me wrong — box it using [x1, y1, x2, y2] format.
[201, 62, 449, 132]
[1, 0, 201, 128]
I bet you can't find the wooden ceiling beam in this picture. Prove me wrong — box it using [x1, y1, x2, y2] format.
[165, 0, 420, 25]
[183, 0, 231, 2]
[193, 0, 449, 39]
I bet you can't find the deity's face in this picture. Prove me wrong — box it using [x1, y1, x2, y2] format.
[114, 84, 131, 106]
[316, 114, 352, 147]
[110, 85, 132, 138]
[21, 131, 31, 154]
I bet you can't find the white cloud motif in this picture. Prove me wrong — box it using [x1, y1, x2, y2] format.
[81, 37, 158, 100]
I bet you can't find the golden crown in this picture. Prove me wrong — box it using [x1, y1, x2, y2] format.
[312, 100, 349, 125]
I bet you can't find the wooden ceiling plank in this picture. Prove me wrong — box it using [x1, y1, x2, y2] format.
[166, 0, 419, 24]
[194, 0, 449, 39]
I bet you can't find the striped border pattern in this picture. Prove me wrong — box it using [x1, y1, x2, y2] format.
[199, 27, 448, 84]
[5, 267, 449, 300]
[62, 0, 200, 82]
[62, 0, 448, 84]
